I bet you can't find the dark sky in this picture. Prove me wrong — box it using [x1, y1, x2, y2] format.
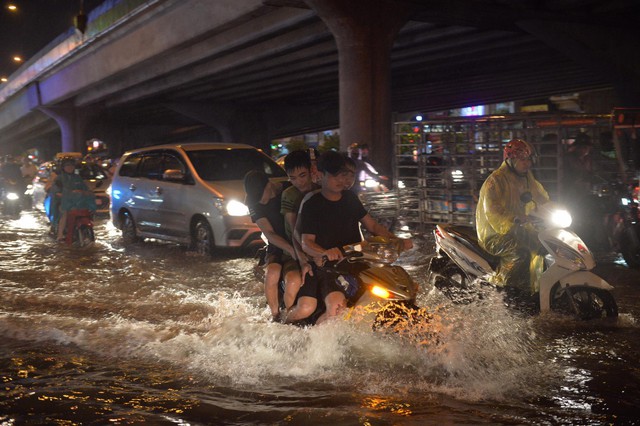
[0, 0, 104, 80]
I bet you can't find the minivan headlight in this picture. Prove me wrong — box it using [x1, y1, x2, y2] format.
[226, 199, 250, 216]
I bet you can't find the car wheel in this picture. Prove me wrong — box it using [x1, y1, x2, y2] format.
[121, 212, 139, 244]
[193, 218, 214, 256]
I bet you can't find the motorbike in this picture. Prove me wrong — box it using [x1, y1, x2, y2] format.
[428, 193, 618, 320]
[60, 208, 95, 248]
[607, 199, 640, 268]
[255, 237, 433, 330]
[1, 178, 25, 217]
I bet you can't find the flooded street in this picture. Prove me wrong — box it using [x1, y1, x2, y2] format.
[1, 210, 639, 425]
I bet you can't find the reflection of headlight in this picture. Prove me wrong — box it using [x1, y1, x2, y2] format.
[226, 200, 249, 216]
[550, 209, 572, 228]
[6, 192, 19, 201]
[364, 179, 379, 188]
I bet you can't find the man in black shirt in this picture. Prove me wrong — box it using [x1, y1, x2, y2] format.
[295, 151, 412, 324]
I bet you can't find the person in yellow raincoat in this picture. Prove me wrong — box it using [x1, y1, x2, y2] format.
[476, 139, 549, 298]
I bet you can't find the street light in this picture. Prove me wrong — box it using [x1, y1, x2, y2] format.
[1, 77, 8, 83]
[12, 55, 23, 63]
[6, 3, 18, 12]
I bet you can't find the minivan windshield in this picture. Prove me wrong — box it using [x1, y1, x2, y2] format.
[186, 148, 286, 181]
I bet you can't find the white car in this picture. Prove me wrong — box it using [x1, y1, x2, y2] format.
[109, 142, 286, 255]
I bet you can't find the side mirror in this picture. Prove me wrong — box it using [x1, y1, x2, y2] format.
[162, 169, 185, 182]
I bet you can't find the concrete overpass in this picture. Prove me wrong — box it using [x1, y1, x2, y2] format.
[0, 0, 638, 174]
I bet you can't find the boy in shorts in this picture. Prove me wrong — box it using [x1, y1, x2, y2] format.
[280, 150, 320, 309]
[244, 171, 301, 322]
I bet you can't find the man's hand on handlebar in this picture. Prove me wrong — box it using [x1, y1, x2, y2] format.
[322, 247, 343, 262]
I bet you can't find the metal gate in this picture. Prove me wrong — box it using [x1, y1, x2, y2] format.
[391, 114, 617, 228]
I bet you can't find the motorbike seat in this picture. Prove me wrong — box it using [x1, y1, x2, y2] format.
[443, 225, 501, 269]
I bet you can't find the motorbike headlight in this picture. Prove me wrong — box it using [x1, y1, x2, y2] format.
[6, 192, 19, 201]
[371, 285, 391, 299]
[550, 209, 572, 228]
[226, 199, 249, 216]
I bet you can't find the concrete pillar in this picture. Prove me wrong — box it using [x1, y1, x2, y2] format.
[304, 0, 410, 175]
[37, 103, 93, 154]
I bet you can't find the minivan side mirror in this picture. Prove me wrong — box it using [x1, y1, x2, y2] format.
[163, 169, 186, 182]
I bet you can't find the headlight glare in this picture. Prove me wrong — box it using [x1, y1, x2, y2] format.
[371, 285, 391, 299]
[226, 199, 249, 216]
[551, 209, 572, 228]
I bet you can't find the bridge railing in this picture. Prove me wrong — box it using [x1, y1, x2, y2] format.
[0, 0, 156, 104]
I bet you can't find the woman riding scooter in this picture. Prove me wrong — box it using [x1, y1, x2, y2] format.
[53, 158, 96, 242]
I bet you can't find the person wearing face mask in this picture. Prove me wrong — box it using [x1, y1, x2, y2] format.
[476, 139, 549, 300]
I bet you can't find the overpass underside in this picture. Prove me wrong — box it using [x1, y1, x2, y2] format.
[0, 0, 638, 171]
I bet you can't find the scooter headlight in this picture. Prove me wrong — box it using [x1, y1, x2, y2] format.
[5, 192, 19, 201]
[550, 209, 572, 228]
[371, 285, 391, 299]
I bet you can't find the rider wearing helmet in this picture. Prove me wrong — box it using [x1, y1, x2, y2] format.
[53, 157, 96, 241]
[476, 138, 549, 300]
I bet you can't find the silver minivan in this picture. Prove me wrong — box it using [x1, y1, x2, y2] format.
[109, 142, 286, 255]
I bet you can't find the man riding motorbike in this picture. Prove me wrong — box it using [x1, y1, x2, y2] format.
[476, 139, 549, 302]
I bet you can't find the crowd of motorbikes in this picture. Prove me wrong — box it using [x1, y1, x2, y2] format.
[1, 155, 96, 248]
[2, 148, 630, 330]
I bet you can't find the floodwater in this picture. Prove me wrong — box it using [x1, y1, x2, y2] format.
[1, 210, 639, 425]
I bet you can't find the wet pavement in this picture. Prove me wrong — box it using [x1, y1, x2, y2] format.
[1, 210, 639, 425]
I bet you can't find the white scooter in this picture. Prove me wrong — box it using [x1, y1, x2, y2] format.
[428, 192, 618, 319]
